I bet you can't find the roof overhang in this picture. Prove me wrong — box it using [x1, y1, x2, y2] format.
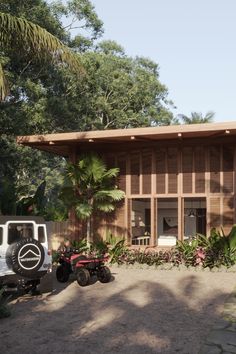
[17, 121, 236, 157]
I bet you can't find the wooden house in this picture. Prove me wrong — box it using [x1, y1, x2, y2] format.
[17, 122, 236, 247]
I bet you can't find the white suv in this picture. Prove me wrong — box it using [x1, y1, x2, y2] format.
[0, 216, 52, 294]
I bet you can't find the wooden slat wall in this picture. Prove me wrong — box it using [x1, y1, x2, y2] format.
[182, 147, 193, 193]
[156, 148, 166, 194]
[142, 149, 152, 194]
[130, 151, 140, 194]
[167, 147, 178, 193]
[104, 154, 116, 169]
[115, 202, 126, 237]
[194, 146, 205, 193]
[222, 146, 234, 194]
[209, 197, 221, 229]
[99, 141, 236, 243]
[117, 154, 126, 192]
[209, 146, 221, 193]
[223, 197, 234, 234]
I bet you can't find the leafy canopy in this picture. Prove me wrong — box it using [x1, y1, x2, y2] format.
[60, 153, 125, 220]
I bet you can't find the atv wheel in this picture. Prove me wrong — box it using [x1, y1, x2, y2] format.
[56, 265, 70, 283]
[97, 266, 111, 283]
[77, 268, 90, 286]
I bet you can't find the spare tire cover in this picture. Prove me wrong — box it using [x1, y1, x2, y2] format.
[6, 237, 45, 278]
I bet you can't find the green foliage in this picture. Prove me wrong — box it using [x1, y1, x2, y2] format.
[0, 11, 84, 100]
[60, 153, 125, 221]
[106, 226, 236, 269]
[69, 42, 175, 130]
[203, 227, 236, 267]
[52, 250, 60, 264]
[175, 239, 199, 266]
[0, 288, 11, 318]
[0, 0, 206, 221]
[0, 0, 103, 219]
[89, 239, 108, 257]
[108, 239, 128, 264]
[70, 238, 89, 253]
[16, 180, 46, 215]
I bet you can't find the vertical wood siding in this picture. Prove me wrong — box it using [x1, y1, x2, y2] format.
[182, 147, 193, 193]
[130, 151, 140, 194]
[209, 146, 221, 193]
[167, 147, 178, 193]
[98, 142, 235, 242]
[156, 148, 166, 194]
[194, 146, 205, 193]
[142, 150, 152, 194]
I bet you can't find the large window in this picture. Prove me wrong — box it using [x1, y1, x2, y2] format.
[131, 198, 150, 245]
[8, 223, 34, 244]
[38, 226, 46, 243]
[157, 198, 178, 246]
[184, 198, 206, 239]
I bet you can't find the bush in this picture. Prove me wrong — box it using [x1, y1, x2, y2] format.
[0, 288, 11, 318]
[106, 226, 236, 269]
[53, 226, 236, 269]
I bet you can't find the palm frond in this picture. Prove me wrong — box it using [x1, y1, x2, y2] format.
[95, 189, 125, 201]
[0, 12, 84, 100]
[102, 168, 120, 179]
[0, 12, 82, 69]
[75, 202, 92, 219]
[96, 202, 115, 213]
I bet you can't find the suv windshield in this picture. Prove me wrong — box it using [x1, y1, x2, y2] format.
[8, 223, 34, 244]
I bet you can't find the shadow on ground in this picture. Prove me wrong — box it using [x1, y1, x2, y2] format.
[0, 269, 234, 354]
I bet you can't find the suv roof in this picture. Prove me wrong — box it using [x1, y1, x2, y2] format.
[0, 216, 45, 224]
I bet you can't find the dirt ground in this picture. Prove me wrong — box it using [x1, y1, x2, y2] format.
[0, 267, 236, 354]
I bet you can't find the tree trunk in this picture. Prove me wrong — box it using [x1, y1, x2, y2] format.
[86, 217, 91, 245]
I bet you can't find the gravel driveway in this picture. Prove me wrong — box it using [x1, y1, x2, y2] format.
[1, 267, 236, 354]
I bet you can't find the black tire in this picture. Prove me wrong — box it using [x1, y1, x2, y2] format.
[6, 237, 44, 278]
[97, 266, 111, 283]
[77, 268, 90, 287]
[56, 265, 70, 283]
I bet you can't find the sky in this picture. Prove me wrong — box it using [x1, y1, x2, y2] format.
[89, 0, 236, 122]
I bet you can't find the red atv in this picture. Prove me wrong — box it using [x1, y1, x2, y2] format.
[56, 251, 111, 287]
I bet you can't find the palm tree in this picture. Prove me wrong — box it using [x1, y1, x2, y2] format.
[0, 12, 83, 100]
[60, 154, 125, 243]
[179, 111, 215, 124]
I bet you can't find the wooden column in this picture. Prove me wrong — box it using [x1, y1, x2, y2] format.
[206, 146, 211, 236]
[234, 144, 236, 223]
[151, 148, 156, 246]
[150, 197, 155, 246]
[126, 154, 131, 244]
[178, 146, 183, 241]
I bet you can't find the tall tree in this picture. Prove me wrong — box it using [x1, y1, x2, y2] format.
[47, 40, 176, 131]
[0, 1, 176, 218]
[0, 0, 103, 216]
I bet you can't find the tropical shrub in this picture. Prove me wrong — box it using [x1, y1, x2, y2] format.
[89, 239, 108, 257]
[52, 225, 236, 268]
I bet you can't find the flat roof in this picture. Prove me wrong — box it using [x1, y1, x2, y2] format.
[17, 121, 236, 157]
